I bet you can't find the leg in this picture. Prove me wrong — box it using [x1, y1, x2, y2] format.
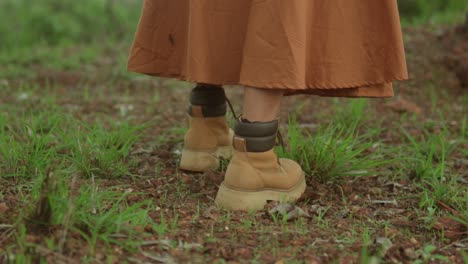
[242, 86, 283, 122]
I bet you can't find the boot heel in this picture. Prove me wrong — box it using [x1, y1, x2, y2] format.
[215, 175, 307, 211]
[179, 149, 219, 172]
[215, 183, 269, 211]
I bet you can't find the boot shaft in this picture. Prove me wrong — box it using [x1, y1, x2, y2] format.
[188, 85, 227, 118]
[184, 85, 232, 150]
[232, 119, 278, 153]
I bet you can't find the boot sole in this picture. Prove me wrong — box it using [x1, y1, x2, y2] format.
[179, 146, 232, 172]
[214, 172, 306, 211]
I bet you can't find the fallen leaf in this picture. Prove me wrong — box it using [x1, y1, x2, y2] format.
[310, 204, 330, 216]
[334, 209, 350, 219]
[374, 237, 393, 257]
[141, 251, 177, 264]
[269, 203, 311, 221]
[286, 207, 311, 221]
[203, 206, 220, 221]
[269, 203, 293, 215]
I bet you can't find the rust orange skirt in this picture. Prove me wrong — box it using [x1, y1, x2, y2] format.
[127, 0, 408, 97]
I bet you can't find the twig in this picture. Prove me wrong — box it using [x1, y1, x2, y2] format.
[310, 239, 330, 247]
[436, 200, 462, 218]
[140, 250, 176, 263]
[140, 239, 172, 248]
[0, 227, 15, 244]
[370, 199, 398, 206]
[439, 237, 468, 250]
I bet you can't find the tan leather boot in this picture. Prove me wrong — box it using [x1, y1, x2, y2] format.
[215, 119, 306, 211]
[179, 85, 233, 172]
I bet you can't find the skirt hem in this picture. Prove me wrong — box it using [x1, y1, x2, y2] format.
[127, 66, 408, 98]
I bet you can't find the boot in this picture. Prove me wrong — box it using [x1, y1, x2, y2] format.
[179, 85, 234, 172]
[215, 119, 306, 211]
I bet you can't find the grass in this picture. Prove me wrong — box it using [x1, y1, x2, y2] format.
[277, 99, 467, 228]
[67, 122, 143, 179]
[71, 188, 154, 254]
[277, 110, 387, 183]
[399, 0, 468, 25]
[0, 0, 140, 79]
[6, 183, 157, 261]
[395, 113, 467, 225]
[0, 0, 140, 48]
[0, 103, 162, 262]
[0, 112, 62, 178]
[0, 110, 142, 179]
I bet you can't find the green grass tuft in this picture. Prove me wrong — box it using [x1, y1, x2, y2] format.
[0, 107, 143, 179]
[399, 0, 468, 25]
[277, 115, 388, 183]
[397, 121, 467, 225]
[67, 122, 143, 178]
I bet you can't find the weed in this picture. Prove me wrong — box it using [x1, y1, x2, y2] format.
[72, 186, 154, 254]
[278, 116, 388, 182]
[218, 158, 230, 173]
[207, 223, 217, 243]
[333, 98, 368, 130]
[0, 112, 62, 178]
[414, 244, 450, 263]
[191, 202, 201, 224]
[1, 108, 142, 180]
[398, 125, 466, 224]
[153, 211, 169, 237]
[67, 122, 142, 178]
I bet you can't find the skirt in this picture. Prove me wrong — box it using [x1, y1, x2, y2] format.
[127, 0, 408, 97]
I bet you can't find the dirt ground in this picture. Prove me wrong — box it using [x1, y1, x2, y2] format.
[0, 22, 467, 263]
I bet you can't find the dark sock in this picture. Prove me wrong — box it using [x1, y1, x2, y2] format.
[192, 84, 223, 92]
[189, 84, 226, 117]
[190, 84, 226, 106]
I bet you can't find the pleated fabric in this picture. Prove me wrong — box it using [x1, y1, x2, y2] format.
[128, 0, 408, 97]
